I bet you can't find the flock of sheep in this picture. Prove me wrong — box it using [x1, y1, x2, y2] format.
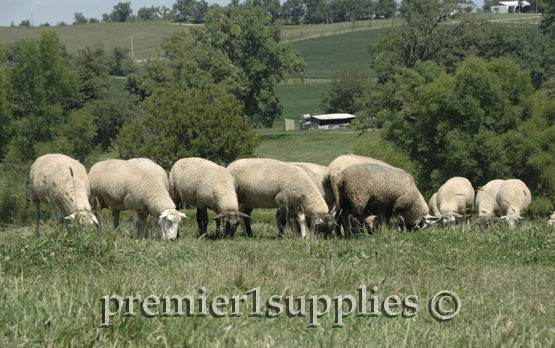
[28, 153, 545, 241]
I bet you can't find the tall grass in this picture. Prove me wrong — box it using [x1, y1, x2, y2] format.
[1, 214, 554, 346]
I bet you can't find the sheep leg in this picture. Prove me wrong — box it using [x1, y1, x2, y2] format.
[148, 217, 160, 240]
[34, 202, 40, 237]
[196, 207, 209, 237]
[276, 207, 288, 236]
[240, 206, 254, 238]
[215, 217, 221, 239]
[132, 211, 142, 239]
[333, 210, 343, 238]
[113, 210, 120, 231]
[297, 211, 307, 238]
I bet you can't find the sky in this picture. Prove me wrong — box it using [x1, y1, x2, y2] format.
[0, 0, 487, 27]
[0, 0, 229, 27]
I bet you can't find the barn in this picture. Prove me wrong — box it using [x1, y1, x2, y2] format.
[309, 113, 356, 130]
[491, 1, 530, 13]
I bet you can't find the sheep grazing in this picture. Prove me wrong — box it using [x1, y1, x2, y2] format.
[473, 179, 505, 228]
[169, 157, 250, 239]
[119, 158, 170, 234]
[324, 154, 392, 209]
[336, 163, 430, 234]
[89, 159, 186, 241]
[29, 154, 98, 236]
[227, 158, 336, 238]
[429, 193, 440, 218]
[436, 177, 475, 227]
[289, 162, 335, 210]
[496, 179, 531, 228]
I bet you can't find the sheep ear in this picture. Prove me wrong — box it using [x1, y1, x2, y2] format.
[92, 215, 99, 225]
[64, 213, 77, 220]
[453, 213, 463, 218]
[160, 210, 170, 219]
[515, 216, 524, 221]
[213, 212, 226, 220]
[238, 212, 252, 219]
[178, 211, 188, 218]
[499, 215, 509, 221]
[424, 214, 440, 221]
[314, 217, 323, 224]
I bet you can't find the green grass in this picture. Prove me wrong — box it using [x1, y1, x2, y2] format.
[1, 215, 554, 346]
[256, 128, 375, 166]
[275, 82, 331, 121]
[289, 29, 382, 79]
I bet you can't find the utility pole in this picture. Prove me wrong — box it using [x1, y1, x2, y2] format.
[131, 36, 134, 58]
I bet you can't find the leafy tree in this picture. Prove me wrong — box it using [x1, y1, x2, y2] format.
[282, 0, 305, 24]
[108, 46, 136, 76]
[39, 22, 51, 27]
[173, 0, 197, 21]
[320, 67, 368, 114]
[75, 43, 111, 103]
[112, 2, 133, 22]
[0, 46, 13, 162]
[19, 20, 31, 27]
[88, 91, 138, 152]
[74, 12, 88, 24]
[376, 0, 397, 18]
[371, 0, 481, 82]
[540, 0, 555, 37]
[189, 7, 305, 126]
[194, 0, 209, 21]
[374, 58, 537, 192]
[4, 31, 95, 165]
[304, 0, 326, 23]
[126, 31, 241, 100]
[89, 18, 100, 23]
[263, 0, 282, 21]
[117, 87, 259, 169]
[57, 21, 68, 26]
[138, 6, 161, 20]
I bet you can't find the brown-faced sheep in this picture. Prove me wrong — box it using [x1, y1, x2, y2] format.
[169, 157, 250, 239]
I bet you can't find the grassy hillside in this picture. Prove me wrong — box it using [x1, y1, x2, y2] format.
[289, 28, 381, 79]
[0, 21, 186, 60]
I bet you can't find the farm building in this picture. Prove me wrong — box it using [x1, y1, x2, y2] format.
[453, 3, 479, 14]
[299, 113, 356, 130]
[491, 1, 530, 13]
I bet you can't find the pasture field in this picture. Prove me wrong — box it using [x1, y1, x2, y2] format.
[1, 211, 554, 346]
[274, 82, 331, 121]
[255, 127, 373, 165]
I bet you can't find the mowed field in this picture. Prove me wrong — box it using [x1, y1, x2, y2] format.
[2, 19, 555, 346]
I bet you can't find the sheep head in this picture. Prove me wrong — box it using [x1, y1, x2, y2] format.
[311, 213, 337, 238]
[500, 215, 523, 229]
[65, 211, 98, 234]
[213, 209, 251, 239]
[439, 212, 463, 228]
[159, 209, 187, 241]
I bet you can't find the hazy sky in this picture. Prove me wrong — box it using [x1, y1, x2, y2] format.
[0, 0, 228, 27]
[0, 0, 486, 27]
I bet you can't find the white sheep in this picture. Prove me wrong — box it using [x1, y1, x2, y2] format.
[89, 159, 186, 241]
[548, 212, 555, 225]
[227, 158, 336, 238]
[122, 158, 169, 235]
[429, 192, 440, 218]
[289, 162, 335, 210]
[169, 157, 250, 239]
[436, 177, 475, 227]
[29, 154, 97, 236]
[496, 179, 531, 228]
[473, 179, 505, 228]
[336, 163, 431, 234]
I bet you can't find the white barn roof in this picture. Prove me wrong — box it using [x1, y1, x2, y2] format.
[492, 1, 530, 6]
[311, 113, 356, 121]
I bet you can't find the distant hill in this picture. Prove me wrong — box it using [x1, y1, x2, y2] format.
[0, 21, 188, 60]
